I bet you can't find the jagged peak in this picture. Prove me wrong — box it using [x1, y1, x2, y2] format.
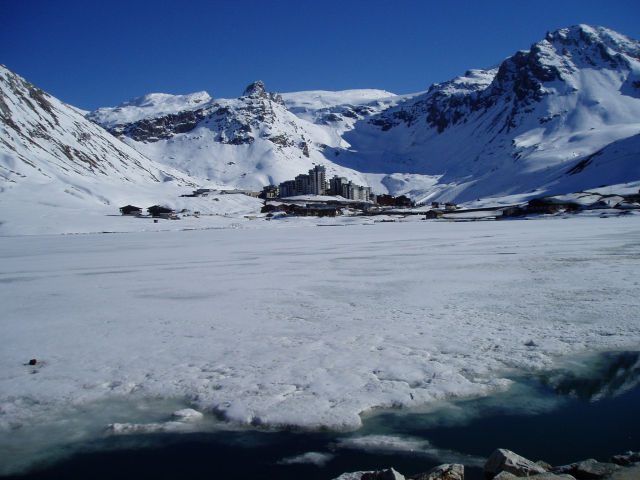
[243, 80, 267, 98]
[242, 80, 285, 106]
[544, 24, 640, 59]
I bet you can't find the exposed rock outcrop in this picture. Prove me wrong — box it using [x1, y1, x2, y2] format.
[610, 452, 640, 466]
[553, 459, 621, 479]
[242, 80, 285, 106]
[361, 468, 406, 480]
[410, 463, 464, 480]
[484, 448, 549, 478]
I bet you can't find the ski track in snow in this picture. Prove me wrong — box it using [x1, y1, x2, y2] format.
[1, 216, 640, 471]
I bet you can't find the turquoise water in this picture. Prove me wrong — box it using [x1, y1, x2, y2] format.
[4, 351, 640, 480]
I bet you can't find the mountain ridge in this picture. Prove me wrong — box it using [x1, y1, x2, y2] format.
[1, 24, 639, 232]
[84, 24, 640, 203]
[0, 63, 208, 234]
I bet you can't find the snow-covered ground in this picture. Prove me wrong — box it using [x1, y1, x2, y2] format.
[1, 215, 640, 473]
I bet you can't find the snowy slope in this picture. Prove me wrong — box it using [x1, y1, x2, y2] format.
[88, 25, 640, 203]
[89, 81, 375, 190]
[0, 64, 208, 233]
[89, 91, 213, 128]
[334, 25, 640, 202]
[281, 88, 402, 134]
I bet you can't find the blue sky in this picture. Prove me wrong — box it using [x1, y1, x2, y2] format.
[2, 0, 640, 110]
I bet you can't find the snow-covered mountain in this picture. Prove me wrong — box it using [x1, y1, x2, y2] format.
[88, 24, 640, 203]
[335, 24, 640, 202]
[0, 63, 205, 233]
[88, 81, 386, 190]
[0, 64, 200, 188]
[2, 23, 639, 229]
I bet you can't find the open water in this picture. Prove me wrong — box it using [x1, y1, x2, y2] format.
[4, 351, 640, 480]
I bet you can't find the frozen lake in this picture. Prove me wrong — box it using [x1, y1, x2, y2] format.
[5, 351, 640, 480]
[1, 215, 640, 474]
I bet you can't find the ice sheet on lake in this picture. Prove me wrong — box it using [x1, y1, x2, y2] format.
[1, 216, 640, 473]
[278, 451, 334, 466]
[337, 434, 485, 467]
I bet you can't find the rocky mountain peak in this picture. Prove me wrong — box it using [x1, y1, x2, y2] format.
[242, 80, 285, 106]
[546, 24, 640, 60]
[243, 80, 267, 98]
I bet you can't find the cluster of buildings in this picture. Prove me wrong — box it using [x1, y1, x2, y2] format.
[261, 165, 374, 201]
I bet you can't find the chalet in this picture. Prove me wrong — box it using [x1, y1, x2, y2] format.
[119, 205, 143, 216]
[220, 189, 260, 197]
[259, 185, 280, 199]
[527, 197, 581, 214]
[376, 194, 414, 207]
[621, 193, 640, 205]
[289, 204, 341, 217]
[261, 204, 278, 213]
[306, 204, 342, 217]
[147, 205, 175, 218]
[500, 206, 527, 218]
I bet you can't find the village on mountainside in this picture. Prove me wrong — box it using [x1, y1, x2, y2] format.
[118, 164, 640, 222]
[260, 165, 374, 202]
[119, 165, 423, 220]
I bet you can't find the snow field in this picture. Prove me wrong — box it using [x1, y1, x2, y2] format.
[1, 216, 640, 472]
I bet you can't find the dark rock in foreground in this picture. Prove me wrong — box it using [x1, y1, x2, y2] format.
[484, 448, 548, 478]
[361, 468, 405, 480]
[408, 463, 464, 480]
[334, 447, 640, 480]
[492, 472, 576, 479]
[610, 452, 640, 466]
[553, 458, 621, 479]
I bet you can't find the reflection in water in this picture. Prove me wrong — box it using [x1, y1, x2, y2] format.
[541, 351, 640, 401]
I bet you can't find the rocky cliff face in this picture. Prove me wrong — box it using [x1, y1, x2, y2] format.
[98, 82, 289, 146]
[363, 25, 640, 138]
